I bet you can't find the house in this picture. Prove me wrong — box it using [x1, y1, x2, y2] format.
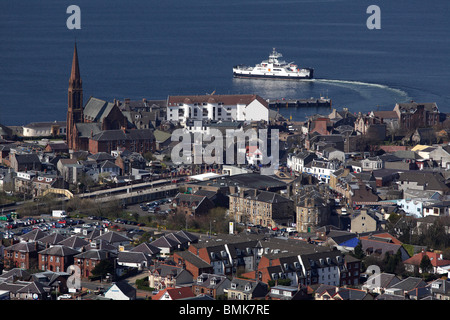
[3, 242, 40, 270]
[423, 200, 450, 217]
[430, 279, 450, 300]
[173, 250, 214, 278]
[37, 245, 79, 272]
[148, 263, 193, 290]
[332, 287, 374, 300]
[296, 187, 331, 233]
[44, 142, 69, 154]
[22, 121, 66, 138]
[313, 284, 339, 300]
[94, 231, 131, 249]
[361, 272, 401, 295]
[349, 183, 380, 207]
[265, 285, 311, 300]
[307, 158, 341, 183]
[150, 235, 180, 256]
[384, 277, 427, 298]
[191, 273, 231, 299]
[188, 243, 232, 276]
[104, 281, 136, 300]
[166, 94, 269, 123]
[298, 251, 351, 287]
[403, 251, 450, 275]
[0, 280, 48, 300]
[287, 150, 317, 173]
[130, 242, 161, 257]
[152, 286, 195, 300]
[32, 270, 71, 295]
[171, 193, 215, 217]
[229, 188, 294, 228]
[58, 235, 89, 251]
[153, 129, 172, 151]
[360, 156, 383, 171]
[73, 249, 115, 279]
[9, 153, 42, 172]
[429, 145, 450, 169]
[350, 210, 383, 233]
[227, 277, 268, 300]
[393, 101, 440, 131]
[117, 251, 152, 271]
[397, 171, 449, 196]
[322, 147, 345, 162]
[359, 233, 410, 261]
[412, 127, 437, 145]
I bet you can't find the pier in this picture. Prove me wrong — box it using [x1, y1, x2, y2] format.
[268, 97, 331, 109]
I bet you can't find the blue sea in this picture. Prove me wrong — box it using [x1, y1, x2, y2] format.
[1, 0, 449, 125]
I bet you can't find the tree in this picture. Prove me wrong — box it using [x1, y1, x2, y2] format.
[91, 259, 115, 280]
[352, 241, 365, 260]
[419, 255, 433, 274]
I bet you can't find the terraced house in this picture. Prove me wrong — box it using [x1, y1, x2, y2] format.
[229, 188, 294, 228]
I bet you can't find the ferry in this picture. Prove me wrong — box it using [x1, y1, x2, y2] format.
[233, 48, 313, 80]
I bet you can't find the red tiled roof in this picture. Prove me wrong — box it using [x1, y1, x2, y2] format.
[152, 286, 195, 300]
[404, 251, 450, 267]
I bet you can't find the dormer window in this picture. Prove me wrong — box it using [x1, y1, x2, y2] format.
[231, 283, 237, 289]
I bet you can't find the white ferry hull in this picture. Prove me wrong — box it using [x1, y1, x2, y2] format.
[233, 68, 314, 80]
[233, 48, 314, 80]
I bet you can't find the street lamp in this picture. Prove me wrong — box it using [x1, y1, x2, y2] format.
[209, 219, 216, 238]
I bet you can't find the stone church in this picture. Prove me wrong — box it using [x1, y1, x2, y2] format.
[65, 44, 155, 154]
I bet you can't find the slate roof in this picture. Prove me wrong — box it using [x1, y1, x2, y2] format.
[83, 97, 116, 123]
[58, 235, 89, 248]
[17, 281, 47, 295]
[388, 277, 427, 292]
[75, 122, 102, 138]
[398, 171, 448, 192]
[117, 251, 151, 264]
[107, 281, 136, 299]
[150, 235, 179, 249]
[38, 245, 79, 257]
[74, 249, 113, 260]
[232, 188, 292, 204]
[0, 268, 32, 282]
[39, 233, 67, 246]
[83, 239, 117, 252]
[175, 230, 199, 243]
[4, 242, 39, 253]
[91, 129, 155, 142]
[174, 250, 212, 269]
[94, 231, 131, 244]
[130, 242, 161, 255]
[19, 229, 48, 242]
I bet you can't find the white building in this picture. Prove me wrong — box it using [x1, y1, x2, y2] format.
[104, 282, 136, 300]
[166, 94, 269, 124]
[287, 151, 317, 173]
[22, 121, 66, 137]
[306, 159, 341, 183]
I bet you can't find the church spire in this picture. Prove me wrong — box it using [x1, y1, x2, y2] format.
[69, 42, 81, 87]
[67, 42, 83, 151]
